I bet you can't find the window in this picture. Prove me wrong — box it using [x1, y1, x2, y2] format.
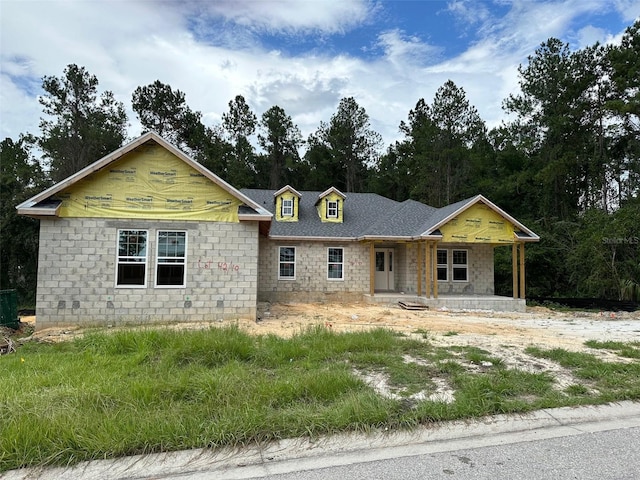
[279, 246, 296, 279]
[156, 231, 187, 287]
[437, 249, 448, 282]
[117, 230, 147, 287]
[327, 247, 344, 280]
[452, 249, 468, 282]
[327, 200, 338, 218]
[282, 198, 293, 217]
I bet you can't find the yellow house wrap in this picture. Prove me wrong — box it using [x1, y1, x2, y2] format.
[317, 191, 344, 223]
[439, 203, 515, 244]
[55, 145, 242, 222]
[275, 192, 300, 221]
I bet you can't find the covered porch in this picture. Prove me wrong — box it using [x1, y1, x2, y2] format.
[364, 238, 531, 313]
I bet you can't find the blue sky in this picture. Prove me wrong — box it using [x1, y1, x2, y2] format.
[1, 0, 638, 152]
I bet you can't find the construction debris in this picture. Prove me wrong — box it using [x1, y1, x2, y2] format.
[1, 335, 16, 355]
[398, 301, 428, 311]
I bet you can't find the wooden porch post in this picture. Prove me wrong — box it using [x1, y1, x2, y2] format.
[519, 242, 526, 299]
[424, 241, 430, 297]
[417, 242, 422, 296]
[512, 242, 518, 299]
[432, 242, 438, 299]
[369, 241, 375, 296]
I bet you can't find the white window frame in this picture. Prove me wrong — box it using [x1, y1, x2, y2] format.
[116, 229, 148, 288]
[282, 198, 294, 217]
[155, 231, 187, 288]
[327, 200, 338, 218]
[436, 249, 448, 282]
[278, 246, 296, 280]
[327, 247, 344, 280]
[452, 249, 468, 282]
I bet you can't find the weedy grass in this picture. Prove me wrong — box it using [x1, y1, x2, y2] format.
[584, 340, 640, 359]
[2, 326, 639, 472]
[526, 345, 640, 401]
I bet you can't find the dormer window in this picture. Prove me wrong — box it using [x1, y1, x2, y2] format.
[316, 187, 346, 223]
[274, 185, 302, 222]
[327, 200, 338, 218]
[282, 198, 293, 217]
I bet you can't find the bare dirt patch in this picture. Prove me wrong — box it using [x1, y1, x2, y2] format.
[249, 302, 640, 351]
[21, 302, 640, 353]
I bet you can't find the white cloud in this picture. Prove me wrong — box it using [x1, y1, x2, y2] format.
[446, 0, 493, 28]
[376, 30, 443, 67]
[614, 0, 640, 21]
[0, 0, 634, 153]
[183, 0, 375, 34]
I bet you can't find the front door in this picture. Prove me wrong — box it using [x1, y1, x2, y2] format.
[374, 249, 394, 291]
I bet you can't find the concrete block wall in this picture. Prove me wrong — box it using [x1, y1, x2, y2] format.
[434, 243, 495, 295]
[396, 243, 416, 294]
[257, 239, 370, 303]
[254, 240, 496, 303]
[35, 217, 259, 329]
[395, 243, 495, 296]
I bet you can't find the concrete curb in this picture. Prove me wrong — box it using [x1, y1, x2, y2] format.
[4, 401, 640, 480]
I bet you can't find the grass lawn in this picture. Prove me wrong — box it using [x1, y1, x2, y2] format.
[2, 325, 640, 472]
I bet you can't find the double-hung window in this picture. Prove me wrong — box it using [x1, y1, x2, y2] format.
[327, 200, 338, 218]
[117, 230, 148, 287]
[327, 247, 344, 280]
[279, 246, 296, 279]
[452, 249, 468, 282]
[437, 249, 448, 281]
[282, 198, 293, 217]
[156, 231, 187, 287]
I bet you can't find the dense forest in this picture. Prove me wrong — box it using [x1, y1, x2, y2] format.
[2, 21, 638, 306]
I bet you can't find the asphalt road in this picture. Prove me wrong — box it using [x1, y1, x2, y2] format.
[5, 402, 640, 480]
[232, 427, 640, 480]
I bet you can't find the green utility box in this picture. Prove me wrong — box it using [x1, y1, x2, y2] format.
[0, 290, 19, 329]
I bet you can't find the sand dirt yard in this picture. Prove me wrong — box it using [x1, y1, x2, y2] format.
[21, 302, 640, 358]
[12, 303, 640, 395]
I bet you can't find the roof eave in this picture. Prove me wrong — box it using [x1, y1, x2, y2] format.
[419, 234, 444, 240]
[268, 235, 358, 242]
[515, 232, 541, 242]
[16, 206, 60, 218]
[357, 235, 417, 242]
[238, 213, 273, 221]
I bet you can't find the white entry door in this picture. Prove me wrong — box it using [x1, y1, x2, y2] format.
[374, 249, 394, 291]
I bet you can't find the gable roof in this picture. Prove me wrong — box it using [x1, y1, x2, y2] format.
[16, 132, 272, 220]
[315, 186, 346, 205]
[273, 185, 302, 198]
[241, 190, 539, 242]
[420, 194, 539, 241]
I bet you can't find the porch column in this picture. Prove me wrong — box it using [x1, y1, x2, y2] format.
[424, 241, 430, 297]
[512, 243, 518, 299]
[417, 241, 422, 296]
[519, 242, 526, 299]
[432, 241, 438, 299]
[369, 241, 375, 296]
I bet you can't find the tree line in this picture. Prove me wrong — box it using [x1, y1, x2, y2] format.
[2, 21, 638, 305]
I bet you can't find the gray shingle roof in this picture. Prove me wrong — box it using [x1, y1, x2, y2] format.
[242, 189, 459, 239]
[241, 189, 396, 238]
[240, 190, 539, 242]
